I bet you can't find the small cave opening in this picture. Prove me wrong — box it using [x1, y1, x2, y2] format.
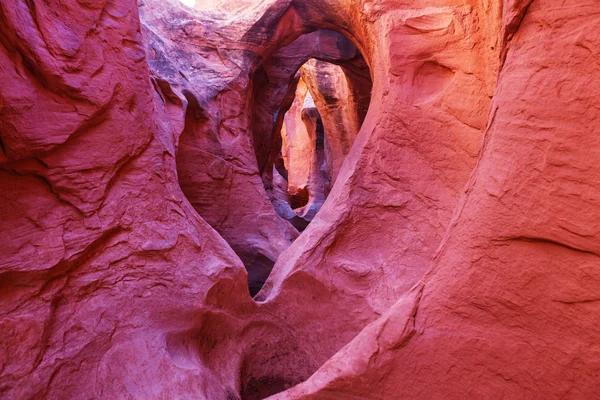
[174, 28, 371, 301]
[247, 29, 372, 297]
[238, 32, 373, 398]
[259, 54, 372, 236]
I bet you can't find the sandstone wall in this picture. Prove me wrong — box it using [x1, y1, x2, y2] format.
[1, 0, 598, 399]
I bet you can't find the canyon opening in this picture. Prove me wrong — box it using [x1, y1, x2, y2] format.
[1, 0, 599, 399]
[177, 27, 372, 296]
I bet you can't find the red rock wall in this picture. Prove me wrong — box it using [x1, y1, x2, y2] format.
[256, 0, 501, 378]
[0, 0, 254, 397]
[1, 0, 599, 398]
[273, 1, 600, 398]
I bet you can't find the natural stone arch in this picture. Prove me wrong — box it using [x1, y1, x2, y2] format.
[251, 1, 501, 391]
[143, 0, 500, 396]
[249, 29, 372, 232]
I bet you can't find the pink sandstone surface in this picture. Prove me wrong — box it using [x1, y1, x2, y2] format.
[0, 0, 599, 399]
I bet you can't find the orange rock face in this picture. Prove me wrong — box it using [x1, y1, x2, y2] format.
[1, 0, 599, 399]
[281, 78, 314, 209]
[300, 58, 371, 191]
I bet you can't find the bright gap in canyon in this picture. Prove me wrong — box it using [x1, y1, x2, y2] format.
[1, 0, 599, 399]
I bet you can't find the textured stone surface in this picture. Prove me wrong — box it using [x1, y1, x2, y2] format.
[271, 2, 600, 398]
[139, 0, 301, 295]
[0, 1, 253, 398]
[1, 0, 600, 398]
[256, 0, 501, 377]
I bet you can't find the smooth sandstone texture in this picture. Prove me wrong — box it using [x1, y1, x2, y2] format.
[1, 0, 599, 399]
[272, 2, 600, 398]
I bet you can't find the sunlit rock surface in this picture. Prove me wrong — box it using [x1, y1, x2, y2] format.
[301, 59, 371, 191]
[1, 0, 599, 399]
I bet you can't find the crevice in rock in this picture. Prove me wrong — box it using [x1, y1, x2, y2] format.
[173, 28, 372, 298]
[263, 55, 372, 234]
[250, 40, 372, 296]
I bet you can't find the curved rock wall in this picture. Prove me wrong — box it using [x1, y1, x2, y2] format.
[0, 0, 253, 397]
[273, 1, 600, 397]
[256, 0, 501, 373]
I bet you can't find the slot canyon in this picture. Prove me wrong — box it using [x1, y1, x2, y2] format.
[0, 0, 599, 399]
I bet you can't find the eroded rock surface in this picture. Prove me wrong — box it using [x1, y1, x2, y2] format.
[1, 0, 599, 399]
[271, 2, 600, 398]
[0, 0, 253, 397]
[255, 0, 501, 377]
[140, 0, 301, 295]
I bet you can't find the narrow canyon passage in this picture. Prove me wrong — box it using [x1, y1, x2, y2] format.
[270, 59, 371, 233]
[1, 0, 600, 399]
[176, 26, 372, 295]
